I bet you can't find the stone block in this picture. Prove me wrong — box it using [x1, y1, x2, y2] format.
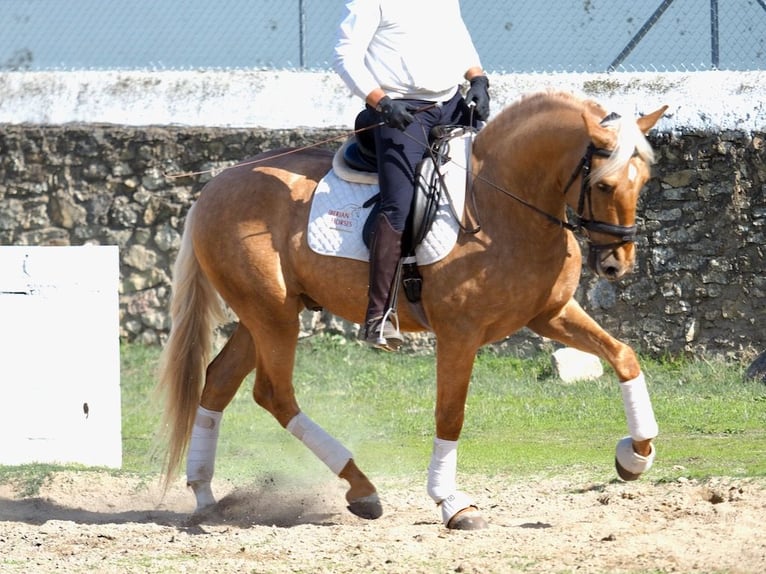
[551, 347, 604, 383]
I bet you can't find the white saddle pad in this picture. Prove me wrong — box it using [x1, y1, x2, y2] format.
[307, 132, 471, 265]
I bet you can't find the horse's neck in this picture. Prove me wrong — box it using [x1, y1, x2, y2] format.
[474, 128, 584, 227]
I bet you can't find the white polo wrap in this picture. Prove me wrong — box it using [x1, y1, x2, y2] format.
[287, 412, 352, 475]
[620, 372, 659, 441]
[427, 438, 477, 525]
[186, 406, 222, 483]
[616, 436, 656, 475]
[427, 437, 458, 502]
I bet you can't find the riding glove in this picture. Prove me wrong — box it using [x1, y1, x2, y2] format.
[464, 75, 490, 121]
[376, 96, 415, 130]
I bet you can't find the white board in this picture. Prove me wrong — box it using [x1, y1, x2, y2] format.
[0, 246, 122, 467]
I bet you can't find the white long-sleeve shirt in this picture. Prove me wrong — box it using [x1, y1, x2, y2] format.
[333, 0, 483, 103]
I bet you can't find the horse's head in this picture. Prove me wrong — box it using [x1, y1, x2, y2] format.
[568, 105, 668, 280]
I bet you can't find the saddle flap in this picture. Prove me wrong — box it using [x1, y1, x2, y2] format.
[310, 127, 473, 266]
[410, 127, 475, 249]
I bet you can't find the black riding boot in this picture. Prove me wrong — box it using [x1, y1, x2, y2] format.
[363, 213, 404, 351]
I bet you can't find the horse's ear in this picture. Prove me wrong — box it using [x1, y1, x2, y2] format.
[581, 112, 614, 149]
[636, 105, 669, 134]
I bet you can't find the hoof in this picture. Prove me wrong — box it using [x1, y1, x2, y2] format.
[615, 436, 655, 481]
[347, 493, 383, 519]
[183, 502, 220, 526]
[447, 507, 488, 530]
[438, 491, 487, 529]
[615, 457, 642, 481]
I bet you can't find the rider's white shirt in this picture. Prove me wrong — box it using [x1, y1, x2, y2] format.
[333, 0, 483, 102]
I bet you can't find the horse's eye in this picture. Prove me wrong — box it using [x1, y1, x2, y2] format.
[595, 182, 614, 193]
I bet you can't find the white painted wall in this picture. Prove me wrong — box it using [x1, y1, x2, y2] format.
[0, 247, 121, 468]
[1, 69, 764, 131]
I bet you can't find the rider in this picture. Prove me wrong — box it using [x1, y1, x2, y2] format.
[334, 0, 490, 351]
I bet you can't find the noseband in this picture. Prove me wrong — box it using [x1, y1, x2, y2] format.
[562, 141, 638, 254]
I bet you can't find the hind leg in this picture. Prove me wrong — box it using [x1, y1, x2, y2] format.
[187, 323, 256, 512]
[245, 314, 382, 519]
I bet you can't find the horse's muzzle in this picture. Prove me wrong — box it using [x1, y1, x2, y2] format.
[588, 243, 635, 280]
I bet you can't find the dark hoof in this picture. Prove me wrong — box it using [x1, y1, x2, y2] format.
[347, 494, 383, 519]
[183, 503, 221, 526]
[447, 508, 488, 530]
[615, 457, 641, 481]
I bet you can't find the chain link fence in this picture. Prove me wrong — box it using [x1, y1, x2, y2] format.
[2, 0, 765, 73]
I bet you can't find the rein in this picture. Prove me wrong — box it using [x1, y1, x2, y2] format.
[474, 140, 638, 251]
[165, 106, 638, 252]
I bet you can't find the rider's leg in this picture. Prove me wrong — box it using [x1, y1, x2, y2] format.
[361, 116, 423, 350]
[363, 211, 404, 350]
[362, 96, 464, 350]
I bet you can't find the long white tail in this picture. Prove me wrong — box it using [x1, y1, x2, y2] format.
[156, 203, 226, 488]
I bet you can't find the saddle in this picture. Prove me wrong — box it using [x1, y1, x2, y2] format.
[334, 125, 477, 307]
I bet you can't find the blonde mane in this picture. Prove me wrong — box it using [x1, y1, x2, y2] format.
[476, 91, 655, 179]
[592, 112, 656, 182]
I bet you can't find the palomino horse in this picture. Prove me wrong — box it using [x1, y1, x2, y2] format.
[157, 91, 667, 530]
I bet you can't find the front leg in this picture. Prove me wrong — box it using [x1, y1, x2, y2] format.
[527, 299, 659, 479]
[430, 337, 488, 529]
[614, 371, 658, 479]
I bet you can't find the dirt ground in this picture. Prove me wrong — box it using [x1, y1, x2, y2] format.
[0, 470, 764, 574]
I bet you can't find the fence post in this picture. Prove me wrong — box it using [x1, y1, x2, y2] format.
[608, 0, 676, 71]
[710, 0, 719, 69]
[299, 0, 306, 68]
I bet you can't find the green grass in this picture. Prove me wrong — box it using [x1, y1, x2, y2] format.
[1, 335, 765, 494]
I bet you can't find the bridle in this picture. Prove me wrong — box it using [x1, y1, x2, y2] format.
[471, 136, 640, 255]
[561, 141, 638, 255]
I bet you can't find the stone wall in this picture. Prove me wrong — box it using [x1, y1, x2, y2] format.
[0, 124, 764, 359]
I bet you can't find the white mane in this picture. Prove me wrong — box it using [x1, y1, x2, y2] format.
[592, 115, 655, 182]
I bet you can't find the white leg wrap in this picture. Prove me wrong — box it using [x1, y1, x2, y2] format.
[427, 438, 476, 525]
[186, 406, 222, 483]
[438, 491, 476, 526]
[186, 406, 222, 511]
[287, 412, 352, 475]
[620, 372, 659, 441]
[427, 438, 458, 501]
[616, 436, 656, 475]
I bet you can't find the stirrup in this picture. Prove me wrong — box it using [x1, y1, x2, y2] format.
[365, 309, 403, 352]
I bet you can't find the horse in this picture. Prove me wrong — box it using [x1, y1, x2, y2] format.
[157, 91, 667, 530]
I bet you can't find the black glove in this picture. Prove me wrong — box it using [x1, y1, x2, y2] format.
[464, 75, 490, 121]
[376, 96, 415, 130]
